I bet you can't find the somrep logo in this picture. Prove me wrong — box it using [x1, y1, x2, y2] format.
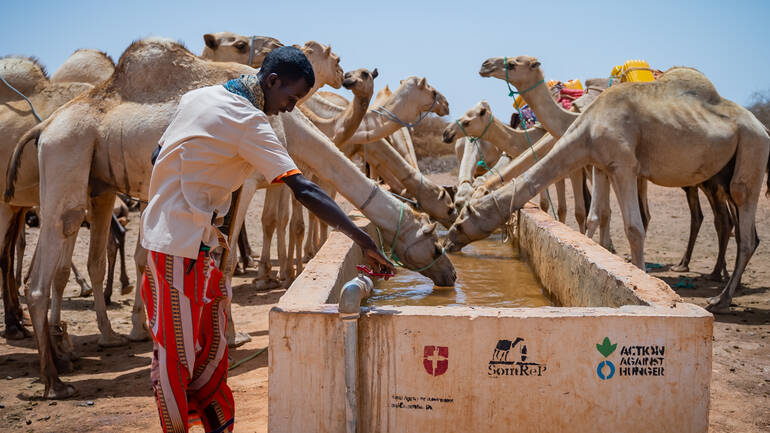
[487, 338, 547, 377]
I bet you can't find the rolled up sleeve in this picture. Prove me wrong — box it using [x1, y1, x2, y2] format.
[238, 111, 300, 183]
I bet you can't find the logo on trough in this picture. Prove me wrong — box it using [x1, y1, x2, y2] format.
[487, 338, 547, 377]
[596, 337, 617, 380]
[423, 346, 448, 376]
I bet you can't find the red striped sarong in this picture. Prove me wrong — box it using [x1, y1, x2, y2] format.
[142, 250, 234, 432]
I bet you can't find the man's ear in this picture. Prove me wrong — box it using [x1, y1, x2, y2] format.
[265, 72, 280, 88]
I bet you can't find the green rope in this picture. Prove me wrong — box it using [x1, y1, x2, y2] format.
[228, 346, 267, 371]
[373, 201, 446, 273]
[503, 56, 558, 221]
[456, 115, 503, 184]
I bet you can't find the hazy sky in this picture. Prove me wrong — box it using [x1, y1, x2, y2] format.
[2, 0, 769, 119]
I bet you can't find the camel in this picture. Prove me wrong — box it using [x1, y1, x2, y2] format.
[202, 32, 282, 67]
[480, 56, 736, 278]
[0, 56, 96, 340]
[4, 38, 455, 398]
[446, 65, 770, 314]
[51, 49, 115, 85]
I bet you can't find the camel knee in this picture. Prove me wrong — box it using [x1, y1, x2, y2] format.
[61, 208, 86, 237]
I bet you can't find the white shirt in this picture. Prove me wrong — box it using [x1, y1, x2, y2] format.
[142, 85, 299, 258]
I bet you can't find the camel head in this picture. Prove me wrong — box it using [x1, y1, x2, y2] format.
[479, 56, 543, 88]
[296, 41, 343, 89]
[444, 194, 500, 253]
[342, 67, 378, 99]
[394, 76, 450, 117]
[0, 56, 48, 99]
[202, 32, 283, 67]
[442, 100, 493, 143]
[51, 49, 115, 85]
[372, 84, 392, 108]
[391, 210, 456, 286]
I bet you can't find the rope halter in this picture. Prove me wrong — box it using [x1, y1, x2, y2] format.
[373, 92, 438, 129]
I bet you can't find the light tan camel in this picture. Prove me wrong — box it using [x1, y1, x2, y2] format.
[4, 38, 455, 398]
[51, 49, 114, 85]
[202, 32, 282, 67]
[446, 65, 770, 314]
[0, 56, 96, 341]
[481, 57, 737, 278]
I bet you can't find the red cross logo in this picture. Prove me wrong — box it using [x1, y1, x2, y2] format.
[423, 346, 449, 376]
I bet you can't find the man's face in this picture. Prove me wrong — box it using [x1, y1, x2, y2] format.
[261, 73, 311, 115]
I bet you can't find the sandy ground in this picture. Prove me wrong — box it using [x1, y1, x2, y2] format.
[1, 174, 769, 432]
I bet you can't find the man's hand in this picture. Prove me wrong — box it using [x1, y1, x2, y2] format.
[362, 246, 396, 275]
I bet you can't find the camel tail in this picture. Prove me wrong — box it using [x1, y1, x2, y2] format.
[5, 123, 43, 202]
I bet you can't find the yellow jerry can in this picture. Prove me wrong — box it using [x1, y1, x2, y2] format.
[564, 79, 583, 90]
[622, 59, 655, 82]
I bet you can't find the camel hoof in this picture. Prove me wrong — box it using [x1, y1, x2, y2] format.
[98, 332, 128, 348]
[705, 296, 733, 314]
[45, 380, 77, 400]
[227, 331, 251, 348]
[79, 286, 93, 297]
[120, 284, 134, 296]
[128, 325, 150, 342]
[2, 325, 32, 340]
[706, 272, 727, 282]
[670, 264, 689, 273]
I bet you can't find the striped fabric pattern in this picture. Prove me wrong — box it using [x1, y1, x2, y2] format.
[142, 250, 234, 432]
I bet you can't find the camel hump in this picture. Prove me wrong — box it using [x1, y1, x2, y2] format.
[0, 56, 49, 98]
[658, 67, 721, 103]
[5, 121, 45, 202]
[52, 49, 115, 85]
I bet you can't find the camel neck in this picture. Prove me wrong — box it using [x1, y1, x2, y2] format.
[516, 77, 576, 137]
[333, 92, 371, 144]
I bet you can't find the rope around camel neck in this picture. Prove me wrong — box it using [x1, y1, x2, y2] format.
[455, 115, 504, 185]
[372, 93, 437, 129]
[374, 201, 446, 273]
[503, 56, 557, 220]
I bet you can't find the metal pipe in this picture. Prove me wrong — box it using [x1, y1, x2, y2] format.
[339, 275, 373, 433]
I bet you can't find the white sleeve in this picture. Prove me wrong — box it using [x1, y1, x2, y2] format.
[238, 111, 299, 183]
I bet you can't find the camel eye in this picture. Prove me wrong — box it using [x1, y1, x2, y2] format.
[462, 120, 470, 127]
[233, 41, 248, 52]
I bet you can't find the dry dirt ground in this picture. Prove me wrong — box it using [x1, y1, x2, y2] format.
[1, 174, 769, 432]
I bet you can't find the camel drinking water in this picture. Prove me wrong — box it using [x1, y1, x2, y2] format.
[446, 65, 770, 315]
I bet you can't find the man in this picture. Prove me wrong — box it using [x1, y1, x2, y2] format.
[141, 46, 394, 433]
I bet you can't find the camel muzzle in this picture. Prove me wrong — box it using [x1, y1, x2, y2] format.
[442, 129, 456, 143]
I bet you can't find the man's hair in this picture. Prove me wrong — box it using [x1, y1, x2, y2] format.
[258, 46, 315, 88]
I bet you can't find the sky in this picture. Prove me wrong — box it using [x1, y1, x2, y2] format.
[2, 0, 769, 119]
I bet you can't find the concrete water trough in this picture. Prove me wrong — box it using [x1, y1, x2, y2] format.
[268, 203, 712, 433]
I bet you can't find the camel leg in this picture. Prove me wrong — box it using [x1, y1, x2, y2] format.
[587, 168, 614, 251]
[289, 197, 306, 278]
[117, 221, 132, 295]
[539, 189, 550, 214]
[638, 178, 651, 231]
[1, 205, 31, 340]
[256, 186, 281, 283]
[276, 186, 291, 284]
[14, 210, 27, 289]
[128, 235, 149, 342]
[671, 187, 702, 273]
[48, 236, 77, 370]
[569, 169, 588, 234]
[106, 230, 118, 305]
[71, 263, 91, 297]
[707, 136, 766, 312]
[555, 179, 567, 223]
[610, 169, 646, 269]
[699, 181, 732, 281]
[86, 192, 126, 347]
[303, 211, 316, 260]
[237, 225, 255, 273]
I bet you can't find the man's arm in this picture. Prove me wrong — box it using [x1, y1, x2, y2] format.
[283, 173, 395, 274]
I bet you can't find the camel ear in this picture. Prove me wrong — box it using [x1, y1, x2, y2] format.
[203, 34, 218, 49]
[467, 203, 481, 218]
[437, 189, 446, 200]
[418, 222, 438, 237]
[530, 61, 541, 69]
[418, 77, 427, 88]
[324, 45, 331, 56]
[371, 68, 378, 79]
